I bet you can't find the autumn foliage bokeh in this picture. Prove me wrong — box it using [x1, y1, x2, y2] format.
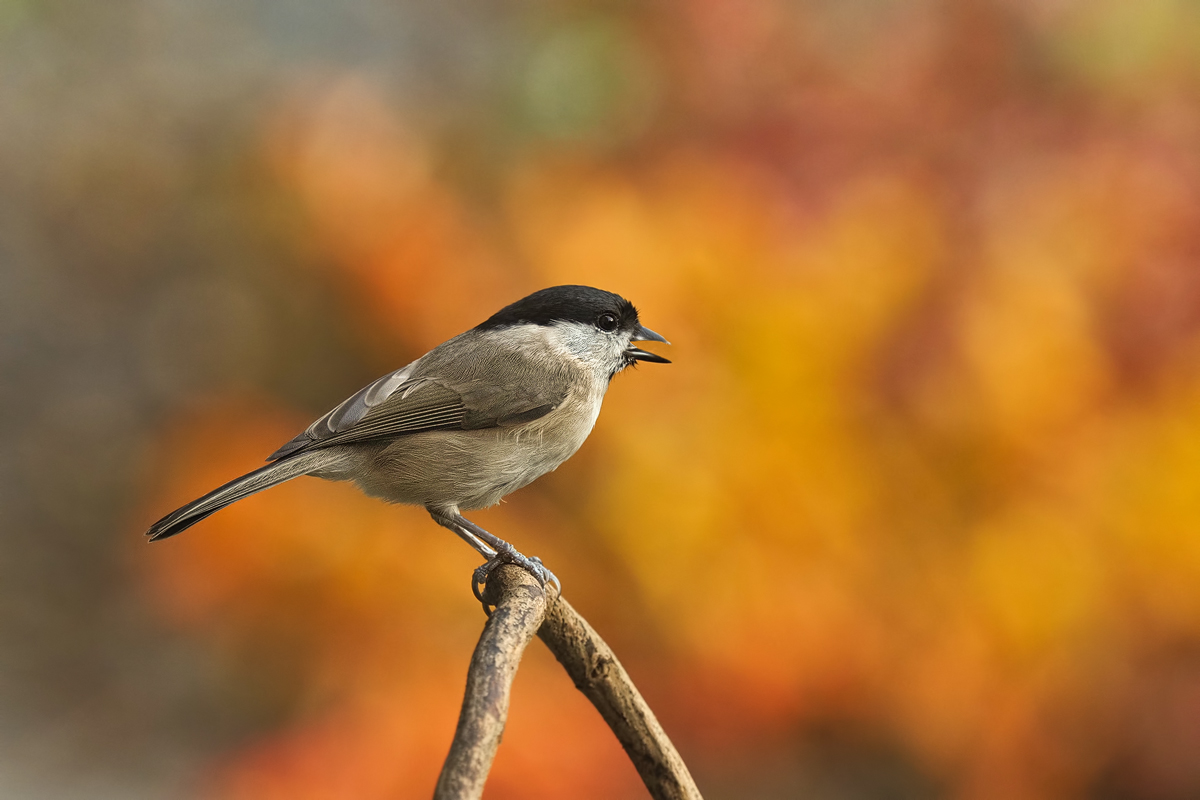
[144, 4, 1200, 799]
[7, 1, 1200, 798]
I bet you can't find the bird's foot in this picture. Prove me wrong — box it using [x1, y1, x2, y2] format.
[471, 544, 560, 607]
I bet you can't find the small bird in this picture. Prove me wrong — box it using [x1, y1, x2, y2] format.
[146, 285, 670, 597]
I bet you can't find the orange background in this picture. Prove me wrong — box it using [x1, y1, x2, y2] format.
[4, 2, 1200, 798]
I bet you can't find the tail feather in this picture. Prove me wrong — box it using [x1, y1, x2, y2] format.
[146, 453, 324, 541]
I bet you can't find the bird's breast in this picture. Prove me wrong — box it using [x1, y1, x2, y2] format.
[358, 376, 608, 511]
[462, 379, 606, 505]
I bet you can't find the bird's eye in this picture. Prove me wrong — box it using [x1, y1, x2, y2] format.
[597, 313, 618, 332]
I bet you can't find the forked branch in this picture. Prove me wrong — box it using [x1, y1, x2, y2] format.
[434, 565, 702, 800]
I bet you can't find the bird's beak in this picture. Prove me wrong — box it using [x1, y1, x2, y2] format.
[628, 324, 671, 363]
[633, 325, 669, 344]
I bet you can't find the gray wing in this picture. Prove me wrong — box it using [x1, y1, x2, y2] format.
[267, 357, 566, 461]
[268, 363, 421, 460]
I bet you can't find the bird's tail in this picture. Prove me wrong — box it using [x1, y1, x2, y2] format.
[146, 452, 326, 542]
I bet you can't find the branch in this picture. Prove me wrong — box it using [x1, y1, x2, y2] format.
[538, 596, 703, 800]
[434, 564, 703, 800]
[433, 566, 547, 800]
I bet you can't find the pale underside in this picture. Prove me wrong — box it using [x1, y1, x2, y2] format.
[276, 322, 632, 511]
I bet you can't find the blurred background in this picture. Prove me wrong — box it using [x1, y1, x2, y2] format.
[4, 0, 1200, 798]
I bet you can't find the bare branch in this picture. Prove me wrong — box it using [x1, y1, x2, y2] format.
[434, 566, 547, 800]
[435, 566, 703, 800]
[538, 597, 703, 800]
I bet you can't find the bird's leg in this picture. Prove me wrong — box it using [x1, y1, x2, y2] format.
[427, 508, 560, 604]
[427, 508, 497, 560]
[456, 515, 560, 600]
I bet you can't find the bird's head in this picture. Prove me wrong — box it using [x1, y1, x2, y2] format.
[478, 285, 670, 379]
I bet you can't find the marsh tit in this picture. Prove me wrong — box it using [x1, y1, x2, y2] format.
[146, 285, 670, 598]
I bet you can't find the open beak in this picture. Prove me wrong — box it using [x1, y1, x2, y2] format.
[628, 324, 671, 364]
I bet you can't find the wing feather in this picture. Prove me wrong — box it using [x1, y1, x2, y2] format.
[268, 364, 421, 460]
[267, 345, 570, 461]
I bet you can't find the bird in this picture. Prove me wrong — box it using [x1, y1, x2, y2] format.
[146, 285, 670, 599]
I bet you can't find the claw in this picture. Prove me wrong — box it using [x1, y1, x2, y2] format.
[544, 567, 562, 599]
[427, 509, 561, 609]
[471, 544, 559, 610]
[471, 568, 488, 604]
[528, 556, 561, 599]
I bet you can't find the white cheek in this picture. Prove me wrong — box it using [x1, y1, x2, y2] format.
[545, 322, 627, 378]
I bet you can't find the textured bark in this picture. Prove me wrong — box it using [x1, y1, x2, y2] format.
[435, 565, 703, 800]
[434, 566, 547, 800]
[537, 597, 703, 800]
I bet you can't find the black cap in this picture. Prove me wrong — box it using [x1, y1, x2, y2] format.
[477, 285, 640, 333]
